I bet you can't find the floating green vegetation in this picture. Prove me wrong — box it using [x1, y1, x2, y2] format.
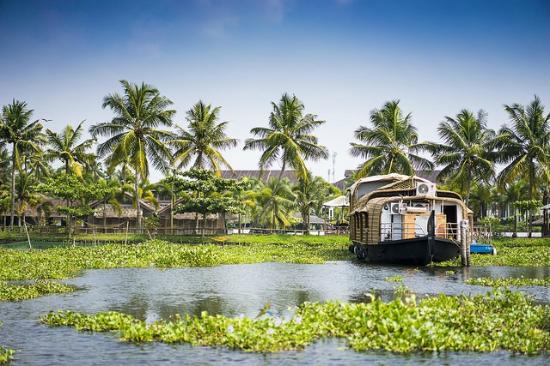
[0, 233, 351, 249]
[384, 275, 403, 283]
[436, 238, 550, 267]
[466, 277, 550, 287]
[0, 346, 13, 364]
[42, 289, 550, 355]
[0, 322, 14, 364]
[0, 280, 75, 302]
[0, 239, 351, 283]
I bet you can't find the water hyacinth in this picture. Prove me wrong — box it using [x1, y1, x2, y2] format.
[0, 322, 14, 364]
[466, 276, 550, 287]
[41, 289, 550, 355]
[0, 280, 75, 302]
[0, 239, 350, 284]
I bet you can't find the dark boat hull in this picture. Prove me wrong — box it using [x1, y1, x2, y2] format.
[352, 236, 460, 266]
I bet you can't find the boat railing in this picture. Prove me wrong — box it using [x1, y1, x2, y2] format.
[379, 223, 426, 241]
[436, 223, 460, 240]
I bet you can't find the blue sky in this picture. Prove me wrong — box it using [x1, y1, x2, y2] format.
[1, 0, 549, 182]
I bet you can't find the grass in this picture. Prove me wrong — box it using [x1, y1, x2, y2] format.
[41, 289, 550, 355]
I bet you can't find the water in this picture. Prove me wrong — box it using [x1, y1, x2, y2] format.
[1, 262, 549, 365]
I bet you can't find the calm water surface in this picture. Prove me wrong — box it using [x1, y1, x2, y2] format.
[1, 262, 549, 365]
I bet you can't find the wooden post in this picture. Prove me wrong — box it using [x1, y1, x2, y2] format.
[125, 221, 129, 245]
[460, 219, 470, 266]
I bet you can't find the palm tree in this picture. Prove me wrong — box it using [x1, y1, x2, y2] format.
[89, 80, 175, 230]
[256, 178, 295, 229]
[425, 110, 496, 203]
[244, 93, 328, 180]
[0, 100, 45, 229]
[45, 121, 95, 177]
[170, 101, 237, 174]
[350, 100, 433, 178]
[494, 96, 550, 236]
[292, 172, 337, 232]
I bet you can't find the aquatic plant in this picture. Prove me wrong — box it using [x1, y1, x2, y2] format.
[0, 345, 13, 364]
[384, 275, 403, 283]
[435, 238, 550, 267]
[42, 289, 550, 355]
[466, 276, 550, 287]
[0, 322, 14, 364]
[0, 280, 75, 301]
[0, 238, 351, 285]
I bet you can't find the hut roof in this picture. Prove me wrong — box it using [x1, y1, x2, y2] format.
[219, 170, 299, 183]
[323, 195, 349, 208]
[292, 213, 325, 225]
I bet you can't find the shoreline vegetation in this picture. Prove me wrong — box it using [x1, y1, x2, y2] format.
[41, 289, 549, 355]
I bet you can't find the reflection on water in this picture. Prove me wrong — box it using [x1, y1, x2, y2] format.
[0, 262, 549, 365]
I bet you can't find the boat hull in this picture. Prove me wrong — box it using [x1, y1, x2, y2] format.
[352, 236, 460, 266]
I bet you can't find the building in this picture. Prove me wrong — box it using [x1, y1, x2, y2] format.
[219, 170, 299, 184]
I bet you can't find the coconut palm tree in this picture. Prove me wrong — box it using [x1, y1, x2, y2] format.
[45, 121, 95, 177]
[244, 93, 328, 180]
[425, 110, 496, 202]
[494, 96, 550, 236]
[171, 101, 237, 174]
[350, 100, 433, 178]
[292, 171, 338, 232]
[256, 178, 295, 229]
[89, 80, 175, 229]
[0, 100, 45, 229]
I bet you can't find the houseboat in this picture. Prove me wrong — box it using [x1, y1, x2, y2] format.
[348, 174, 472, 265]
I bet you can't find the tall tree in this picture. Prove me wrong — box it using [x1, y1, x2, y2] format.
[494, 96, 550, 236]
[350, 100, 433, 178]
[89, 80, 175, 230]
[0, 100, 45, 229]
[292, 171, 339, 232]
[170, 101, 237, 174]
[256, 178, 295, 229]
[45, 121, 95, 177]
[425, 110, 496, 202]
[244, 93, 328, 180]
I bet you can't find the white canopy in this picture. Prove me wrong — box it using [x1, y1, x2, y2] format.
[323, 195, 349, 208]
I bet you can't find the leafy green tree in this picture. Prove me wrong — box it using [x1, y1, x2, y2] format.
[255, 178, 295, 229]
[38, 173, 115, 237]
[171, 101, 237, 174]
[426, 110, 496, 202]
[45, 121, 95, 177]
[494, 96, 550, 236]
[0, 100, 45, 229]
[89, 80, 175, 230]
[168, 169, 245, 236]
[350, 100, 433, 178]
[244, 93, 328, 180]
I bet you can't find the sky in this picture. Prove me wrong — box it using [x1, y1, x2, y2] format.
[1, 0, 549, 183]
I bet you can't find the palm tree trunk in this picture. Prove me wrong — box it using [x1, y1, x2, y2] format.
[170, 193, 174, 234]
[103, 201, 107, 233]
[278, 161, 286, 179]
[202, 212, 207, 239]
[513, 206, 518, 238]
[135, 171, 142, 232]
[10, 143, 16, 230]
[528, 163, 534, 238]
